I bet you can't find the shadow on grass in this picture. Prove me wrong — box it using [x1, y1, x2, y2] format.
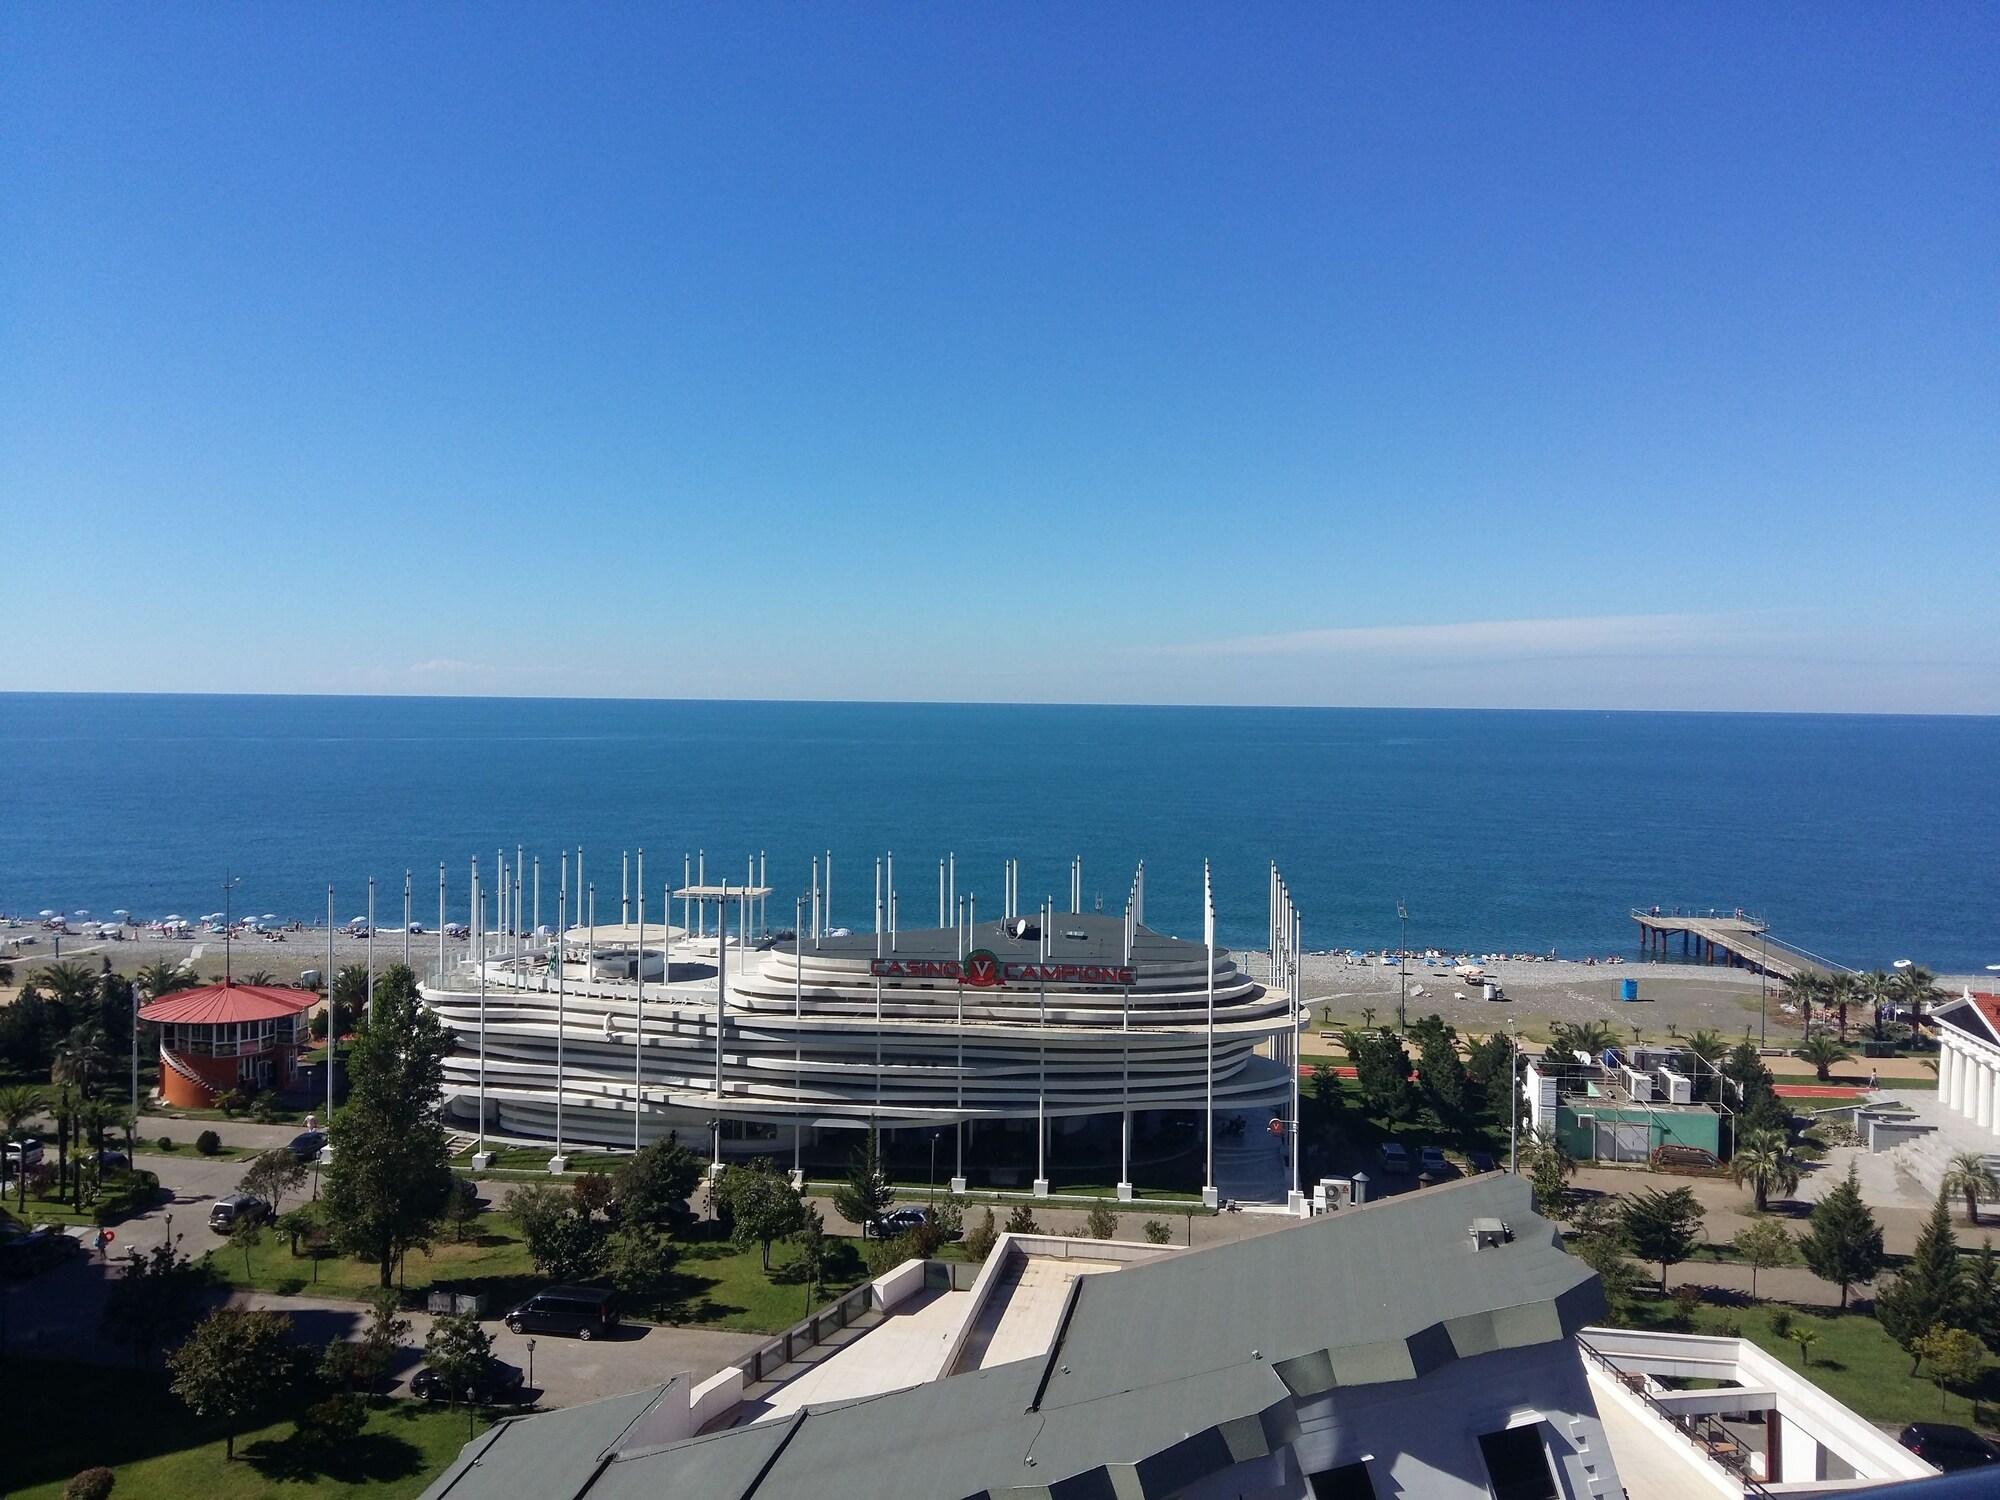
[243, 1429, 427, 1485]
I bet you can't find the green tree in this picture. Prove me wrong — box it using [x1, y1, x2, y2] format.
[1781, 971, 1823, 1034]
[1004, 1204, 1040, 1235]
[1309, 1060, 1336, 1109]
[227, 1214, 263, 1280]
[1788, 1321, 1821, 1367]
[1966, 1239, 2000, 1351]
[963, 1207, 999, 1261]
[1084, 1202, 1119, 1239]
[1548, 1020, 1615, 1060]
[239, 1148, 308, 1216]
[357, 1287, 411, 1390]
[1797, 1163, 1885, 1309]
[1143, 1219, 1172, 1245]
[1345, 1029, 1418, 1121]
[831, 1127, 893, 1236]
[422, 1312, 495, 1406]
[167, 1307, 298, 1458]
[134, 959, 199, 1000]
[606, 1223, 674, 1299]
[101, 1238, 207, 1368]
[1733, 1218, 1797, 1302]
[1792, 1033, 1852, 1083]
[1415, 1022, 1469, 1117]
[1621, 1186, 1703, 1291]
[1572, 1230, 1644, 1325]
[1684, 1029, 1727, 1101]
[275, 1206, 317, 1258]
[1523, 1128, 1574, 1218]
[1877, 1190, 1966, 1373]
[515, 1191, 605, 1282]
[1911, 1324, 1985, 1414]
[320, 982, 454, 1287]
[794, 1206, 832, 1303]
[444, 1175, 481, 1242]
[1730, 1129, 1802, 1212]
[612, 1135, 703, 1230]
[1942, 1152, 2000, 1227]
[719, 1159, 809, 1270]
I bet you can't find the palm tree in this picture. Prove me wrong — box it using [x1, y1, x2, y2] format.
[1360, 1007, 1376, 1030]
[1731, 1127, 1802, 1211]
[1685, 1028, 1727, 1100]
[1792, 1033, 1852, 1082]
[1859, 969, 1896, 1042]
[1825, 973, 1860, 1039]
[52, 1022, 110, 1101]
[34, 960, 99, 1015]
[1780, 970, 1822, 1033]
[0, 1084, 46, 1212]
[1941, 1152, 2000, 1226]
[239, 969, 276, 986]
[134, 959, 198, 999]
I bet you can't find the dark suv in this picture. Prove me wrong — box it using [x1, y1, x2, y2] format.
[503, 1285, 620, 1340]
[1899, 1423, 2000, 1471]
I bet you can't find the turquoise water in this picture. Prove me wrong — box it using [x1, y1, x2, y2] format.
[2, 694, 1994, 970]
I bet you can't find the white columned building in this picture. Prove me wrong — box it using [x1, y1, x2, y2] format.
[1934, 992, 2000, 1139]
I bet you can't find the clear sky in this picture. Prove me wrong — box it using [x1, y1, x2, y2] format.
[3, 7, 1995, 711]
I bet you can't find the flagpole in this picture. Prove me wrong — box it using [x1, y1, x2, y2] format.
[1035, 897, 1048, 1196]
[554, 853, 567, 1169]
[634, 848, 645, 1152]
[1203, 860, 1217, 1209]
[366, 877, 375, 1015]
[713, 882, 727, 1174]
[437, 863, 445, 990]
[322, 884, 335, 1164]
[792, 895, 803, 1187]
[403, 871, 412, 970]
[475, 859, 487, 1160]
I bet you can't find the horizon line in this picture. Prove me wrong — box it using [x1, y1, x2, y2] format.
[0, 688, 1995, 721]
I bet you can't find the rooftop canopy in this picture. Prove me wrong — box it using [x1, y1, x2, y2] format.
[137, 982, 318, 1025]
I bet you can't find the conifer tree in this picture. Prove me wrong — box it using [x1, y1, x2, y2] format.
[831, 1125, 892, 1235]
[1876, 1189, 1966, 1372]
[1796, 1162, 1885, 1310]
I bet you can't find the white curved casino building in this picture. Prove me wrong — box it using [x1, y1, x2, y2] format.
[419, 871, 1306, 1200]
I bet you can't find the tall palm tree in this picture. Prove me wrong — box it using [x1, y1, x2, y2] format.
[133, 959, 199, 999]
[0, 1084, 46, 1212]
[1685, 1028, 1727, 1099]
[1941, 1152, 2000, 1226]
[34, 960, 99, 1015]
[1859, 969, 1896, 1041]
[239, 969, 276, 986]
[1780, 970, 1822, 1033]
[52, 1021, 110, 1101]
[1824, 973, 1861, 1039]
[1893, 964, 1943, 1022]
[1792, 1033, 1853, 1082]
[1731, 1128, 1802, 1212]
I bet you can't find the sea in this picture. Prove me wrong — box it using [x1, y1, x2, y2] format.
[2, 694, 1995, 973]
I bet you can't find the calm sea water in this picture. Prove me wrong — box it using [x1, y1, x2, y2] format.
[2, 694, 1994, 971]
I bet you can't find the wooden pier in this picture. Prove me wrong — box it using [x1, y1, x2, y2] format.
[1630, 908, 1850, 981]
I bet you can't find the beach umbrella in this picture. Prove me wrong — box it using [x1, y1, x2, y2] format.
[113, 908, 129, 917]
[260, 913, 278, 922]
[74, 909, 90, 918]
[38, 909, 56, 918]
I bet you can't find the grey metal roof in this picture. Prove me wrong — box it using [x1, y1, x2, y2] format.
[805, 910, 1227, 966]
[425, 1175, 1598, 1500]
[418, 1382, 671, 1500]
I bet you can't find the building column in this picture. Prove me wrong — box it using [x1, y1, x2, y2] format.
[1987, 1063, 2000, 1137]
[1977, 1058, 1995, 1130]
[1939, 1040, 1958, 1115]
[1952, 1040, 1971, 1116]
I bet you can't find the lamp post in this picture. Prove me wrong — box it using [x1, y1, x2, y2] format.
[526, 1337, 536, 1397]
[928, 1131, 939, 1205]
[1396, 899, 1409, 1031]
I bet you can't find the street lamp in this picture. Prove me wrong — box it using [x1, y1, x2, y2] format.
[1985, 964, 2000, 999]
[927, 1132, 939, 1204]
[526, 1336, 536, 1397]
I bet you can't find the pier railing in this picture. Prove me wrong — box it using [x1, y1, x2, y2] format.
[1630, 906, 1768, 929]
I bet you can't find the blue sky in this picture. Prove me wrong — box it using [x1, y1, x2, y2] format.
[3, 6, 1995, 711]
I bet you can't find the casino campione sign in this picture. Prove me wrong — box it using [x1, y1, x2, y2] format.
[868, 948, 1136, 988]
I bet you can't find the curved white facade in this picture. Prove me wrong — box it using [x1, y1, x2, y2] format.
[420, 912, 1297, 1155]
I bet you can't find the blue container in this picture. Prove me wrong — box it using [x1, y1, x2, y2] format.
[1619, 978, 1639, 1002]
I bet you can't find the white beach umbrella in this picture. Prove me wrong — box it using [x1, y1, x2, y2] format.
[261, 913, 279, 922]
[113, 908, 130, 917]
[74, 909, 90, 918]
[38, 909, 56, 918]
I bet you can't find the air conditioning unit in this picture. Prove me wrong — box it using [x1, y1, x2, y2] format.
[1657, 1070, 1693, 1105]
[1621, 1066, 1654, 1102]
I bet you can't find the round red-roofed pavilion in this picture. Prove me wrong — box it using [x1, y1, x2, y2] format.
[138, 982, 318, 1108]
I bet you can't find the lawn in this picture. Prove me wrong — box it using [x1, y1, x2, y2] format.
[455, 1145, 620, 1174]
[0, 1168, 165, 1229]
[203, 1205, 542, 1307]
[203, 1206, 877, 1335]
[1624, 1294, 2000, 1434]
[0, 1358, 488, 1500]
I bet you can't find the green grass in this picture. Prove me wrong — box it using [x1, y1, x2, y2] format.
[455, 1145, 620, 1174]
[1, 1358, 487, 1500]
[0, 1169, 165, 1228]
[138, 1140, 258, 1162]
[203, 1206, 542, 1306]
[1625, 1295, 2000, 1433]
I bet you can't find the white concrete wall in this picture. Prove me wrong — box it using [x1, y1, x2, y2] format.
[869, 1258, 927, 1311]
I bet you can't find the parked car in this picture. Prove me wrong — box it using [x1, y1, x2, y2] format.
[2, 1138, 45, 1180]
[208, 1193, 271, 1232]
[1377, 1141, 1412, 1175]
[88, 1148, 131, 1172]
[1417, 1146, 1454, 1180]
[0, 1227, 79, 1277]
[411, 1356, 526, 1405]
[288, 1130, 328, 1162]
[1467, 1150, 1499, 1174]
[867, 1207, 932, 1239]
[503, 1285, 620, 1340]
[1898, 1423, 2000, 1471]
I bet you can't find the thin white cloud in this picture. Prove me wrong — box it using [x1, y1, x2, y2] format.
[1146, 612, 1743, 661]
[408, 658, 494, 677]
